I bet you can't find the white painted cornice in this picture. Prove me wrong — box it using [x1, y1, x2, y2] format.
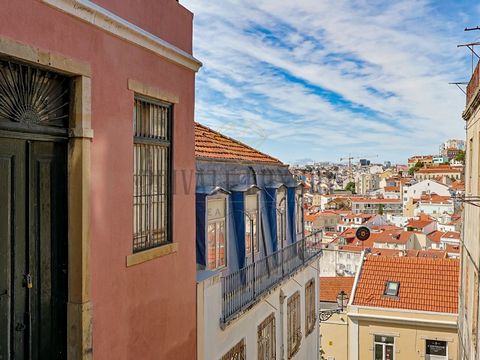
[41, 0, 202, 72]
[347, 312, 457, 329]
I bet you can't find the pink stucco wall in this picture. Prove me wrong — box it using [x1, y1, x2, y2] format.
[0, 0, 197, 359]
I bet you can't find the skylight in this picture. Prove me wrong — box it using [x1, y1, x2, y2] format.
[384, 281, 400, 297]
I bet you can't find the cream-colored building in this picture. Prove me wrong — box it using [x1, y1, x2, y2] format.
[459, 61, 480, 360]
[319, 277, 354, 360]
[348, 255, 459, 360]
[355, 173, 380, 195]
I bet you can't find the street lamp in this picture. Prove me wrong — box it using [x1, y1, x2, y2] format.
[336, 290, 348, 311]
[319, 290, 349, 322]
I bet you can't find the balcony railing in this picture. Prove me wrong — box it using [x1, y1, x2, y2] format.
[221, 231, 322, 325]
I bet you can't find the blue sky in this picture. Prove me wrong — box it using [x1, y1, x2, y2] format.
[183, 0, 480, 165]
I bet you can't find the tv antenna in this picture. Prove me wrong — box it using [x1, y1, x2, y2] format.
[448, 82, 468, 95]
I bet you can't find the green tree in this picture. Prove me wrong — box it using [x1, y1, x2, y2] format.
[378, 204, 384, 215]
[408, 161, 425, 176]
[345, 181, 355, 194]
[455, 150, 465, 164]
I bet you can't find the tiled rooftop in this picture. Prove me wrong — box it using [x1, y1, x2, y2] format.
[194, 122, 283, 165]
[416, 167, 462, 174]
[320, 277, 355, 302]
[350, 198, 401, 204]
[353, 256, 459, 313]
[406, 215, 434, 229]
[427, 230, 444, 244]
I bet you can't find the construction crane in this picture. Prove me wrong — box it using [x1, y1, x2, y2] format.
[339, 154, 379, 182]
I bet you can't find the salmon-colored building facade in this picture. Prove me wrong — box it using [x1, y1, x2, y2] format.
[0, 0, 200, 359]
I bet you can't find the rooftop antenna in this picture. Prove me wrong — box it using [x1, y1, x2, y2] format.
[457, 42, 480, 73]
[448, 82, 468, 95]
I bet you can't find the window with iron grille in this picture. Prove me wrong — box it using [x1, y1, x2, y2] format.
[305, 279, 316, 336]
[287, 291, 301, 359]
[258, 313, 276, 360]
[133, 96, 172, 252]
[221, 339, 246, 360]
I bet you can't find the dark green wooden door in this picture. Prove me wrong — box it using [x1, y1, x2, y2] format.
[0, 138, 67, 360]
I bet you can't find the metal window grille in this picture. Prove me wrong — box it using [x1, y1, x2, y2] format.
[221, 339, 246, 360]
[305, 279, 316, 336]
[257, 313, 276, 360]
[133, 96, 172, 252]
[287, 291, 301, 359]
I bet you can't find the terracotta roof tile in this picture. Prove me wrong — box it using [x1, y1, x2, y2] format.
[320, 277, 355, 302]
[350, 198, 401, 204]
[353, 256, 459, 313]
[406, 218, 434, 229]
[416, 167, 462, 174]
[384, 186, 400, 192]
[194, 122, 283, 165]
[427, 230, 444, 243]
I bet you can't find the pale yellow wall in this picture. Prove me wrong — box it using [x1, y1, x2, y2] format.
[357, 320, 458, 360]
[403, 198, 416, 218]
[316, 214, 341, 230]
[320, 312, 349, 360]
[313, 194, 322, 206]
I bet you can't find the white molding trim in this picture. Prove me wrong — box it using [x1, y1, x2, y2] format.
[348, 250, 365, 306]
[347, 312, 457, 329]
[349, 315, 359, 360]
[353, 305, 459, 317]
[41, 0, 202, 72]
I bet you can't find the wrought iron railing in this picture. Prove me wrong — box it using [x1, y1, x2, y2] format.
[221, 231, 322, 324]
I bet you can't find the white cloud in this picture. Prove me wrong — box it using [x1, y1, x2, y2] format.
[184, 0, 473, 163]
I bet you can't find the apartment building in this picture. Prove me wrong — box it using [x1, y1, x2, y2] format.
[350, 198, 402, 216]
[414, 166, 463, 182]
[355, 173, 380, 194]
[195, 123, 320, 360]
[459, 59, 480, 359]
[348, 256, 459, 360]
[408, 155, 434, 169]
[414, 194, 454, 218]
[0, 1, 201, 359]
[402, 179, 451, 213]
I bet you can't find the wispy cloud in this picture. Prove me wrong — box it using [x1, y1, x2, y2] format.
[184, 0, 477, 164]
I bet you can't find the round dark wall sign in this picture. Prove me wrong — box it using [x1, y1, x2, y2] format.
[356, 226, 371, 241]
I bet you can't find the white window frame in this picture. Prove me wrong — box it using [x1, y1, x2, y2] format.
[277, 186, 287, 249]
[295, 187, 303, 235]
[373, 335, 395, 360]
[206, 194, 228, 271]
[245, 190, 260, 257]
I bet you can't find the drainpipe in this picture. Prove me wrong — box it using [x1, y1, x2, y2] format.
[279, 289, 286, 360]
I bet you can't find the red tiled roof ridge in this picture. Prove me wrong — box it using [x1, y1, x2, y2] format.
[194, 122, 284, 165]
